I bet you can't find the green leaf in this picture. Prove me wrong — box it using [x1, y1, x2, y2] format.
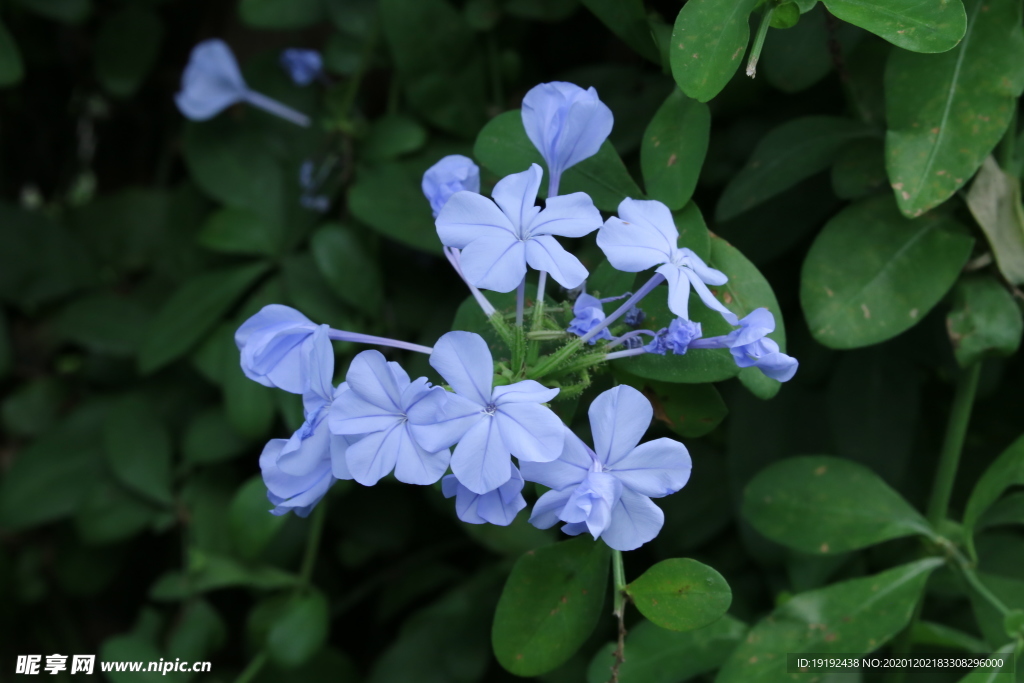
[69, 187, 171, 273]
[14, 0, 90, 23]
[968, 573, 1024, 645]
[311, 223, 383, 316]
[198, 207, 281, 256]
[0, 403, 105, 531]
[822, 0, 966, 53]
[963, 433, 1024, 560]
[801, 195, 974, 349]
[461, 514, 556, 557]
[492, 537, 610, 676]
[501, 0, 578, 22]
[100, 635, 165, 683]
[94, 7, 162, 97]
[640, 89, 710, 210]
[183, 408, 249, 467]
[956, 642, 1017, 681]
[966, 156, 1024, 286]
[586, 260, 636, 300]
[152, 554, 299, 599]
[580, 0, 660, 63]
[472, 109, 643, 212]
[0, 20, 24, 87]
[978, 491, 1024, 532]
[230, 476, 287, 561]
[585, 615, 747, 683]
[716, 116, 874, 221]
[615, 372, 727, 438]
[947, 275, 1023, 367]
[715, 559, 943, 682]
[770, 2, 800, 28]
[267, 592, 330, 668]
[362, 115, 428, 162]
[912, 620, 989, 654]
[138, 262, 268, 373]
[282, 252, 356, 325]
[742, 456, 935, 554]
[239, 0, 325, 28]
[103, 396, 174, 506]
[885, 0, 1024, 217]
[52, 291, 152, 357]
[669, 0, 759, 103]
[831, 139, 888, 200]
[2, 377, 64, 437]
[75, 477, 158, 545]
[674, 202, 712, 262]
[626, 559, 732, 632]
[167, 599, 227, 662]
[380, 0, 487, 136]
[183, 120, 285, 225]
[0, 308, 9, 379]
[349, 162, 444, 253]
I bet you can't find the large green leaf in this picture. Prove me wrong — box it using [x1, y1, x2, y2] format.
[348, 162, 444, 254]
[743, 456, 935, 554]
[53, 291, 152, 357]
[472, 109, 643, 212]
[885, 0, 1024, 218]
[626, 559, 732, 632]
[963, 433, 1024, 560]
[75, 477, 159, 545]
[640, 89, 710, 211]
[182, 408, 249, 467]
[198, 207, 282, 257]
[955, 642, 1017, 681]
[716, 116, 874, 221]
[94, 7, 162, 98]
[0, 19, 24, 87]
[669, 0, 759, 103]
[138, 262, 269, 374]
[800, 195, 974, 349]
[715, 559, 943, 682]
[580, 0, 659, 63]
[762, 5, 861, 94]
[615, 372, 727, 438]
[311, 223, 383, 316]
[492, 537, 610, 676]
[585, 615, 747, 683]
[103, 396, 174, 506]
[822, 0, 966, 53]
[240, 0, 325, 28]
[14, 0, 90, 23]
[947, 275, 1023, 367]
[966, 156, 1024, 286]
[230, 476, 287, 561]
[267, 592, 330, 668]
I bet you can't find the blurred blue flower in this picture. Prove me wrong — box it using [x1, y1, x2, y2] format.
[521, 82, 613, 196]
[175, 39, 310, 127]
[422, 155, 481, 217]
[442, 466, 527, 526]
[522, 385, 691, 551]
[436, 164, 601, 292]
[408, 331, 563, 494]
[329, 350, 449, 486]
[236, 305, 331, 395]
[597, 199, 738, 325]
[280, 48, 323, 86]
[624, 305, 645, 327]
[567, 294, 613, 345]
[691, 308, 799, 381]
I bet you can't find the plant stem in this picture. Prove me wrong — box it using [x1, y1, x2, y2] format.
[515, 277, 526, 327]
[234, 651, 268, 683]
[528, 339, 583, 380]
[746, 2, 774, 78]
[298, 502, 327, 589]
[926, 363, 982, 527]
[581, 273, 664, 344]
[609, 549, 628, 683]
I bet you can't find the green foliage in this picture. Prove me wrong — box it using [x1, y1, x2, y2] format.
[963, 433, 1024, 560]
[822, 0, 966, 53]
[967, 156, 1024, 285]
[640, 89, 709, 211]
[626, 558, 732, 632]
[947, 276, 1023, 367]
[670, 0, 759, 103]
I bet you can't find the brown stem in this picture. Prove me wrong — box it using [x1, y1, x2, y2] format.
[608, 592, 629, 683]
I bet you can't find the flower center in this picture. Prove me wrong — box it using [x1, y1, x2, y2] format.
[483, 403, 498, 416]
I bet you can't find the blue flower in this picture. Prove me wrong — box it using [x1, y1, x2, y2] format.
[328, 350, 450, 486]
[175, 39, 310, 127]
[259, 336, 354, 517]
[235, 305, 332, 395]
[567, 294, 613, 344]
[691, 308, 798, 381]
[521, 82, 613, 196]
[408, 331, 564, 495]
[522, 385, 691, 551]
[597, 199, 738, 325]
[665, 318, 702, 354]
[624, 305, 645, 327]
[280, 48, 323, 86]
[442, 466, 527, 526]
[422, 155, 481, 217]
[436, 164, 601, 292]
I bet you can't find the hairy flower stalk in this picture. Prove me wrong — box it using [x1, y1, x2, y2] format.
[580, 274, 666, 343]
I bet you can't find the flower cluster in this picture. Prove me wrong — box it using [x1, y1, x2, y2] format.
[193, 61, 800, 550]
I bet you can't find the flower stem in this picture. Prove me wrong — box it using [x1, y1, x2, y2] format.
[515, 277, 526, 327]
[328, 330, 433, 355]
[233, 651, 268, 683]
[609, 549, 628, 683]
[299, 502, 327, 589]
[581, 273, 665, 344]
[528, 338, 583, 380]
[746, 2, 775, 78]
[243, 91, 311, 127]
[926, 362, 982, 527]
[531, 271, 548, 333]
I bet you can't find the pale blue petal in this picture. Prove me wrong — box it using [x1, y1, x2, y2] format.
[657, 264, 691, 320]
[345, 349, 405, 411]
[268, 466, 334, 518]
[450, 415, 511, 494]
[684, 268, 738, 325]
[730, 308, 776, 347]
[330, 432, 356, 480]
[236, 304, 320, 394]
[733, 345, 799, 381]
[617, 198, 679, 253]
[279, 48, 322, 86]
[529, 487, 574, 529]
[461, 233, 527, 293]
[492, 379, 560, 405]
[407, 390, 483, 452]
[528, 192, 602, 238]
[476, 467, 528, 526]
[495, 402, 565, 463]
[601, 489, 664, 551]
[562, 471, 622, 539]
[303, 325, 336, 403]
[393, 424, 450, 485]
[525, 235, 588, 290]
[261, 438, 333, 504]
[574, 294, 604, 317]
[428, 332, 493, 405]
[436, 191, 516, 248]
[441, 474, 461, 500]
[520, 428, 594, 490]
[277, 413, 332, 476]
[345, 423, 403, 486]
[597, 216, 672, 273]
[680, 248, 728, 286]
[589, 385, 652, 467]
[492, 164, 543, 232]
[175, 39, 249, 121]
[608, 437, 692, 498]
[521, 82, 612, 176]
[422, 155, 481, 216]
[329, 385, 401, 435]
[560, 521, 589, 536]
